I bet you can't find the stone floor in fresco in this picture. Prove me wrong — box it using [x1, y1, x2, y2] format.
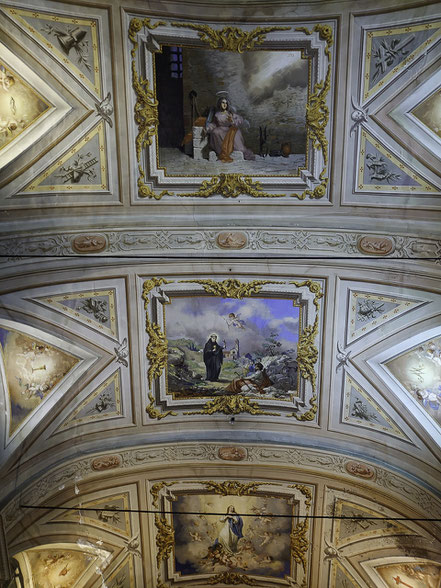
[158, 148, 306, 176]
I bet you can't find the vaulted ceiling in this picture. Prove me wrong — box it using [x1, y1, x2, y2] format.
[1, 0, 441, 587]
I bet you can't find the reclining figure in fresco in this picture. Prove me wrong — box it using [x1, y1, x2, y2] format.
[226, 362, 273, 395]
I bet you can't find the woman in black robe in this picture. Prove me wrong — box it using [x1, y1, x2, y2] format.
[203, 334, 223, 381]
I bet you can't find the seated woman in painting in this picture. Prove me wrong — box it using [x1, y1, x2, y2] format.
[205, 95, 255, 163]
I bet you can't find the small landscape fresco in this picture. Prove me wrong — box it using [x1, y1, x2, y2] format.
[166, 295, 300, 400]
[172, 493, 292, 579]
[155, 46, 308, 176]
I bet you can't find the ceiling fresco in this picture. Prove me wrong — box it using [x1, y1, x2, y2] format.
[0, 1, 118, 205]
[345, 10, 441, 208]
[385, 336, 441, 428]
[0, 326, 79, 435]
[0, 260, 439, 588]
[0, 60, 50, 150]
[0, 0, 440, 586]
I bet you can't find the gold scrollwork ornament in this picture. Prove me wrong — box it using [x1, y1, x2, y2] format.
[170, 22, 290, 53]
[208, 572, 257, 585]
[184, 394, 280, 416]
[294, 24, 333, 199]
[288, 484, 312, 572]
[150, 481, 176, 508]
[146, 393, 177, 420]
[179, 278, 283, 299]
[142, 278, 176, 418]
[201, 481, 263, 496]
[129, 18, 165, 161]
[154, 514, 174, 566]
[178, 173, 284, 199]
[288, 281, 323, 420]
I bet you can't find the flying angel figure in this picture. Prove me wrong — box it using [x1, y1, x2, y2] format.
[224, 312, 246, 329]
[0, 66, 15, 91]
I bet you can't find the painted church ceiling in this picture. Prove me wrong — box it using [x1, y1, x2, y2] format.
[0, 0, 441, 583]
[0, 1, 119, 205]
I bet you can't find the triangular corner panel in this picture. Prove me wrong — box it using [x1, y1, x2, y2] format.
[347, 290, 427, 344]
[31, 286, 118, 338]
[0, 42, 71, 171]
[51, 492, 132, 537]
[57, 369, 123, 432]
[20, 121, 108, 194]
[14, 544, 111, 587]
[356, 128, 439, 194]
[383, 335, 441, 432]
[0, 322, 97, 450]
[3, 7, 102, 97]
[330, 560, 361, 588]
[333, 499, 415, 547]
[412, 87, 441, 143]
[104, 555, 136, 588]
[366, 559, 441, 588]
[362, 20, 441, 102]
[342, 373, 410, 441]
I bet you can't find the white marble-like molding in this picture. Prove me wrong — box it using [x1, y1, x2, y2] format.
[0, 228, 439, 263]
[2, 442, 441, 532]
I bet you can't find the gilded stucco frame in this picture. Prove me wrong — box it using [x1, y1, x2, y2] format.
[150, 479, 313, 587]
[128, 18, 334, 201]
[142, 277, 323, 420]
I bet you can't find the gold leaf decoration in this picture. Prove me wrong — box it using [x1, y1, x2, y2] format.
[142, 278, 171, 302]
[207, 571, 257, 585]
[294, 24, 333, 199]
[201, 481, 263, 496]
[184, 394, 280, 416]
[145, 325, 168, 388]
[180, 278, 283, 299]
[178, 173, 285, 199]
[296, 24, 333, 58]
[146, 393, 177, 420]
[300, 168, 328, 200]
[129, 18, 174, 201]
[170, 22, 290, 53]
[289, 281, 323, 421]
[142, 278, 176, 418]
[138, 167, 173, 200]
[306, 64, 331, 166]
[154, 514, 174, 566]
[150, 481, 176, 508]
[128, 18, 164, 44]
[289, 484, 312, 572]
[129, 18, 164, 161]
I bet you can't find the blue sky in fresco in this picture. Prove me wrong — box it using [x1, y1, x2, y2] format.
[166, 296, 299, 355]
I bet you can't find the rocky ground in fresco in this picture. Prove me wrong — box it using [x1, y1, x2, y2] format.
[167, 338, 298, 399]
[159, 148, 306, 176]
